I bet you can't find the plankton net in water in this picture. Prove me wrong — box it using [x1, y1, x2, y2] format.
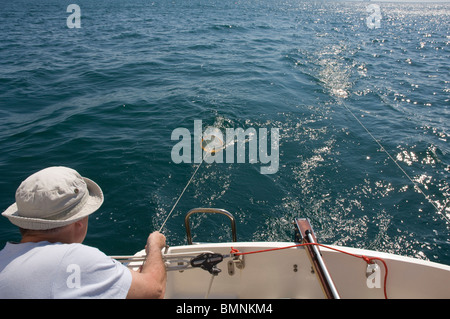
[201, 129, 225, 155]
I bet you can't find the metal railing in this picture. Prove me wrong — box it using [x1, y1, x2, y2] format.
[184, 208, 237, 244]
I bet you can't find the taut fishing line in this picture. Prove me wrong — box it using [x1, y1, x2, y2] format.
[340, 100, 449, 224]
[158, 132, 226, 232]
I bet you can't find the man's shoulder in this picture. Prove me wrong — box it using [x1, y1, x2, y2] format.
[63, 242, 104, 254]
[16, 242, 112, 269]
[58, 243, 113, 264]
[24, 242, 106, 258]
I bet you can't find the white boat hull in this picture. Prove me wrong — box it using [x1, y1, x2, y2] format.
[130, 241, 450, 299]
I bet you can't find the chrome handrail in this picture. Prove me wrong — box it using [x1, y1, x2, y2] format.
[184, 208, 237, 244]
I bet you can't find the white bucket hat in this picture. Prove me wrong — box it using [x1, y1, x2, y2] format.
[2, 166, 104, 230]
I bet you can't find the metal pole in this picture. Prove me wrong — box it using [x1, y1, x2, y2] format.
[306, 231, 340, 299]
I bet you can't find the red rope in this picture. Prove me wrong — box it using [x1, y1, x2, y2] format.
[230, 243, 388, 299]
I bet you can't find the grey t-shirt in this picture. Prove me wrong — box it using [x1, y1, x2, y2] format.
[0, 241, 132, 298]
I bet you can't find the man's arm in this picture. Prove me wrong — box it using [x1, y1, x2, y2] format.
[126, 231, 167, 299]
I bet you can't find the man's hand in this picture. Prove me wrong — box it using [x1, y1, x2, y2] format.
[146, 231, 166, 255]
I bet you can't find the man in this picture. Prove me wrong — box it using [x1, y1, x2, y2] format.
[0, 166, 166, 299]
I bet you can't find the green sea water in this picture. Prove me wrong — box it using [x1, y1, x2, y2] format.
[0, 0, 449, 265]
